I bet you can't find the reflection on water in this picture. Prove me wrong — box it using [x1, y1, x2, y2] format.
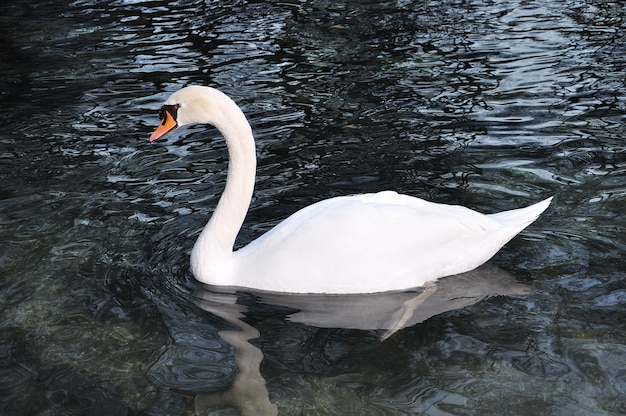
[1, 0, 626, 415]
[193, 292, 278, 416]
[252, 264, 529, 338]
[191, 264, 529, 414]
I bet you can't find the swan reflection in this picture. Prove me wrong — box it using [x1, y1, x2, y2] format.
[189, 263, 530, 415]
[192, 292, 278, 416]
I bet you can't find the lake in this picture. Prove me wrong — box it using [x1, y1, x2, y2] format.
[1, 0, 625, 415]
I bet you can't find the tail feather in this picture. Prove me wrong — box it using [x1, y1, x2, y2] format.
[488, 196, 553, 228]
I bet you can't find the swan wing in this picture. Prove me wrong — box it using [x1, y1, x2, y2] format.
[234, 192, 543, 293]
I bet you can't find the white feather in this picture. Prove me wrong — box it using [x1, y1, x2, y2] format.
[151, 86, 552, 294]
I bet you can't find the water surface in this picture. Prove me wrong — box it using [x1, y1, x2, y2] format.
[1, 0, 625, 414]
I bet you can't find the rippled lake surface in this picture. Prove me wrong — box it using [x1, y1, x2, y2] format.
[1, 0, 625, 414]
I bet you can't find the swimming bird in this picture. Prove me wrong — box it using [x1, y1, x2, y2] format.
[150, 86, 552, 294]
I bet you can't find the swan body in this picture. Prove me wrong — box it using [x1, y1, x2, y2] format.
[150, 86, 552, 294]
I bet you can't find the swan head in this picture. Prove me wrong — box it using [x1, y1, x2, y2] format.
[149, 86, 234, 142]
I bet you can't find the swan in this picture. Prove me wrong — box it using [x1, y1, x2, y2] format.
[149, 86, 552, 294]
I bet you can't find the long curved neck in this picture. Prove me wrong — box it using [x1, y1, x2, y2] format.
[190, 94, 256, 284]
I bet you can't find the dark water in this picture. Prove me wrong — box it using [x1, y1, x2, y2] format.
[1, 0, 625, 414]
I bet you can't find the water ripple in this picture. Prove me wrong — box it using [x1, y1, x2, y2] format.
[2, 0, 626, 414]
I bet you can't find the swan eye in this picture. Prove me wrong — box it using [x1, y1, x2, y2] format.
[159, 104, 180, 124]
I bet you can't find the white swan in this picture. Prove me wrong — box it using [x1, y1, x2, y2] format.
[150, 86, 552, 294]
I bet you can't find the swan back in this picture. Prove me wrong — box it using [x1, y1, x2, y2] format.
[232, 193, 553, 293]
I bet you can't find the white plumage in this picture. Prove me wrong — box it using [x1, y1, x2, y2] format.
[150, 86, 552, 294]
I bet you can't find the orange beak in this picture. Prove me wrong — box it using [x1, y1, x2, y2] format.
[150, 107, 178, 142]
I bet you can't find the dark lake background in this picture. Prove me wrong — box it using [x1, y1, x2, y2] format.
[1, 0, 625, 415]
